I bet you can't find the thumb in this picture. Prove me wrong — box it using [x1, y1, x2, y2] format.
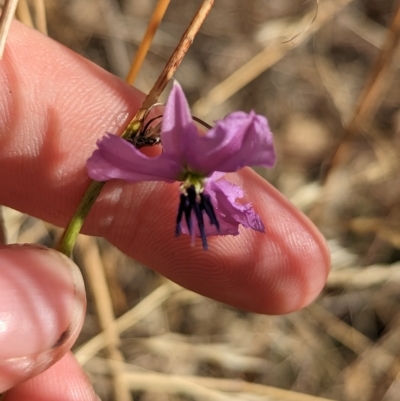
[0, 244, 86, 392]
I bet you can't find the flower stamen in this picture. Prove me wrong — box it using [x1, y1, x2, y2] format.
[175, 185, 220, 250]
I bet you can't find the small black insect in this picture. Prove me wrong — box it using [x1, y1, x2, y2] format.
[127, 116, 161, 149]
[125, 102, 165, 149]
[126, 114, 162, 149]
[125, 106, 211, 149]
[129, 134, 161, 149]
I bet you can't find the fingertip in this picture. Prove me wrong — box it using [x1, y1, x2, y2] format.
[0, 245, 86, 391]
[227, 170, 331, 314]
[3, 353, 98, 401]
[95, 169, 330, 315]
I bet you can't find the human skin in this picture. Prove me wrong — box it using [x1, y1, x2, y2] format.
[0, 21, 330, 400]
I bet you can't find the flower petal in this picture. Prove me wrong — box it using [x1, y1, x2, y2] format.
[207, 178, 265, 234]
[160, 81, 198, 160]
[179, 176, 265, 237]
[185, 111, 276, 175]
[87, 134, 180, 182]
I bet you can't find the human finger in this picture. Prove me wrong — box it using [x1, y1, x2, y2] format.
[0, 22, 329, 314]
[3, 352, 98, 401]
[0, 245, 85, 392]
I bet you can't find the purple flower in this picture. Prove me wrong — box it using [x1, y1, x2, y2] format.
[87, 82, 276, 249]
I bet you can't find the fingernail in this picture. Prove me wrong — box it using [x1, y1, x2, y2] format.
[0, 244, 86, 391]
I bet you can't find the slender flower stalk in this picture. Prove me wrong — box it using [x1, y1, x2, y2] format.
[87, 82, 276, 249]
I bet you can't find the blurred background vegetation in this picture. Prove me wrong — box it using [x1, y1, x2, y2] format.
[3, 0, 400, 400]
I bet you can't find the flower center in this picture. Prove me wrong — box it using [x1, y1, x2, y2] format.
[178, 168, 206, 195]
[175, 171, 220, 250]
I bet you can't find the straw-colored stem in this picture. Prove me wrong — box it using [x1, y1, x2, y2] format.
[16, 0, 34, 28]
[32, 0, 47, 35]
[58, 0, 215, 257]
[125, 0, 171, 85]
[78, 235, 132, 401]
[0, 0, 19, 59]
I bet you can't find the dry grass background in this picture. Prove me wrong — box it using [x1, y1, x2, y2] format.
[2, 0, 400, 400]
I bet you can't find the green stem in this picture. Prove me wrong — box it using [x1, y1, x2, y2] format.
[58, 180, 106, 257]
[58, 120, 143, 257]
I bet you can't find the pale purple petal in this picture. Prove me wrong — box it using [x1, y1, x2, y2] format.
[207, 178, 265, 234]
[87, 134, 181, 182]
[185, 111, 276, 175]
[160, 81, 198, 161]
[159, 83, 275, 176]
